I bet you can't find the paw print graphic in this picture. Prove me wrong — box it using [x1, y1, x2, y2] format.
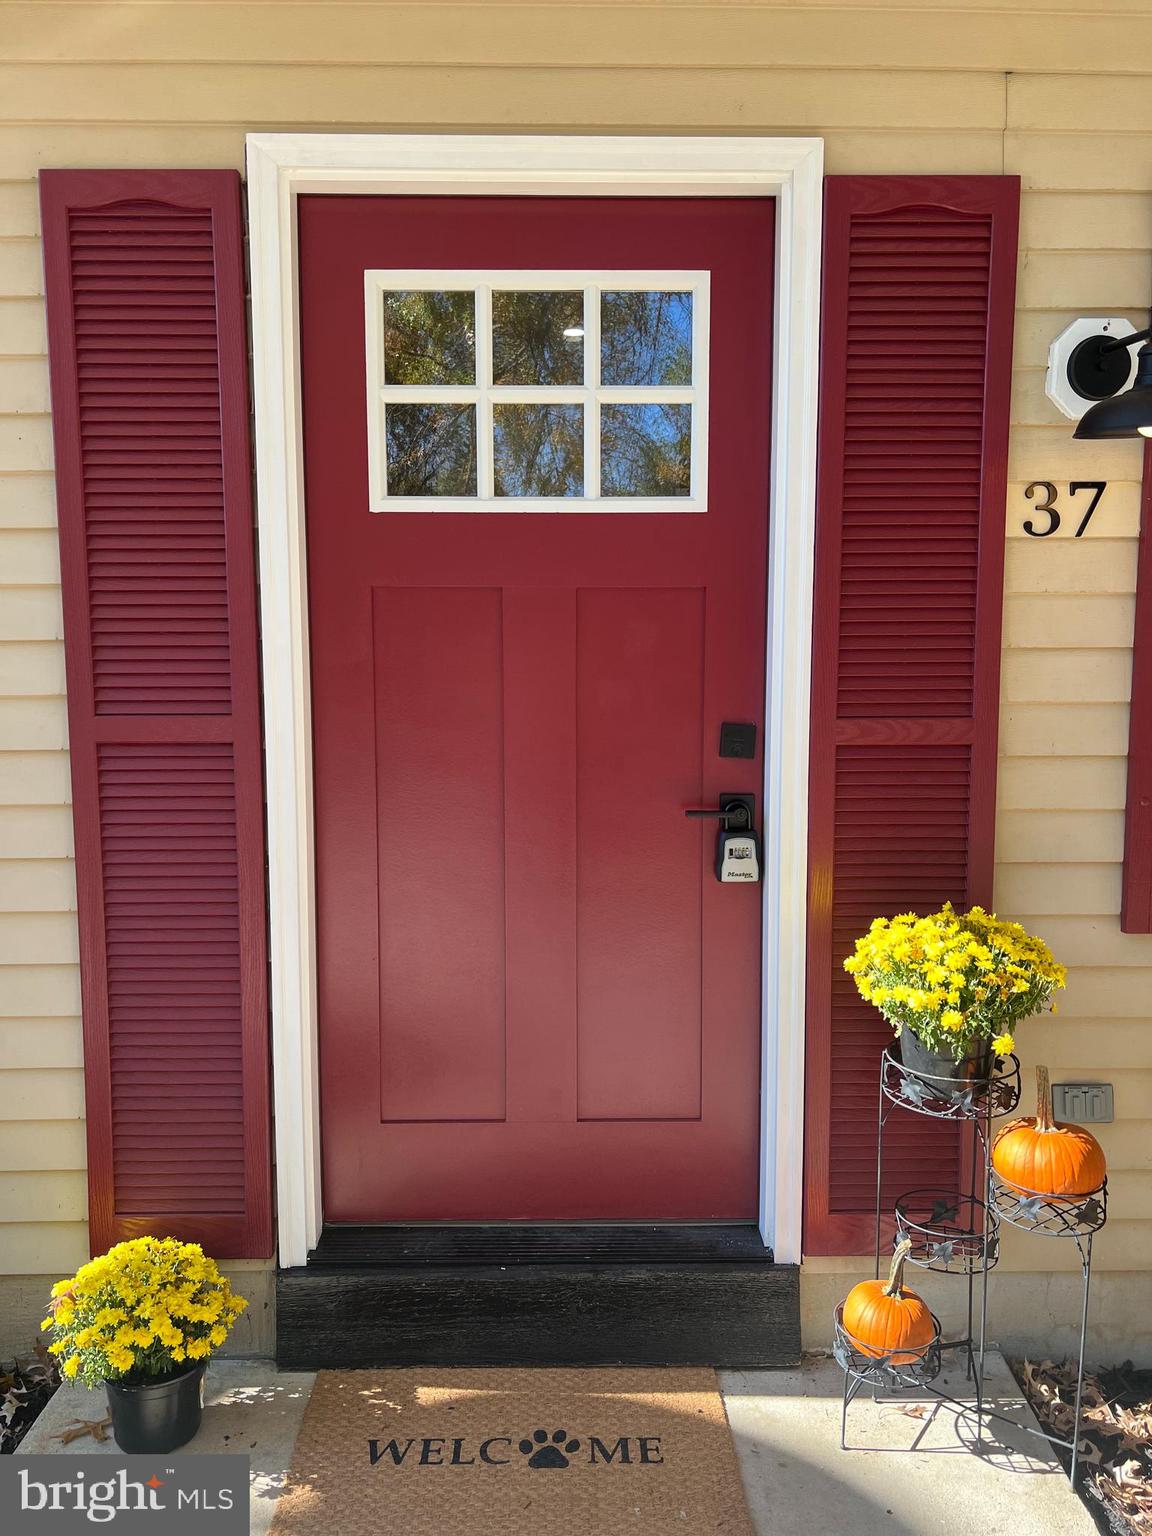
[518, 1427, 582, 1469]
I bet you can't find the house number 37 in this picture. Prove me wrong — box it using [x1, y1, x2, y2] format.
[1022, 480, 1107, 537]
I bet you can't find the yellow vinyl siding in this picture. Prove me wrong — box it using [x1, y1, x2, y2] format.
[0, 1, 1149, 1306]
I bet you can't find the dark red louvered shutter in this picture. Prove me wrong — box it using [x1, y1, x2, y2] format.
[1121, 445, 1152, 933]
[40, 170, 272, 1259]
[805, 176, 1019, 1254]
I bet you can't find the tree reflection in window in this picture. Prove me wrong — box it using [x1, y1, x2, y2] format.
[383, 291, 476, 386]
[492, 291, 584, 386]
[601, 292, 692, 386]
[493, 404, 583, 497]
[385, 404, 477, 496]
[601, 404, 691, 497]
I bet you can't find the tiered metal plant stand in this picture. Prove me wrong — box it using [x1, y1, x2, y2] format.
[835, 1045, 1108, 1487]
[987, 1165, 1108, 1487]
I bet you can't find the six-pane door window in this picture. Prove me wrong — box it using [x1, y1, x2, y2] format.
[365, 273, 709, 510]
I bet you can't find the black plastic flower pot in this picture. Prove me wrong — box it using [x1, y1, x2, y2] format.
[105, 1361, 207, 1453]
[898, 1031, 991, 1098]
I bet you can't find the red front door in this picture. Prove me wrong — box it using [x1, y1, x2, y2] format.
[299, 195, 774, 1221]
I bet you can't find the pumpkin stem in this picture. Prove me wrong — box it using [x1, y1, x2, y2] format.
[1035, 1064, 1055, 1132]
[883, 1238, 913, 1297]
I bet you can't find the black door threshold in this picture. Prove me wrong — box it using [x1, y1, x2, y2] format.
[307, 1222, 775, 1267]
[277, 1224, 800, 1370]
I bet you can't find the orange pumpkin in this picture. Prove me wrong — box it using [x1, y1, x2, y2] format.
[842, 1239, 935, 1364]
[992, 1065, 1106, 1201]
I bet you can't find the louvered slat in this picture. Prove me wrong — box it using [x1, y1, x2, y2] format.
[806, 178, 1018, 1255]
[41, 170, 272, 1259]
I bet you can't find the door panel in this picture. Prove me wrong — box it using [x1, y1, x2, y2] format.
[372, 586, 507, 1124]
[575, 587, 705, 1122]
[299, 195, 774, 1221]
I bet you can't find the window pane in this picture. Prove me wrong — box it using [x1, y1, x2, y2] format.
[600, 404, 691, 497]
[492, 291, 584, 386]
[600, 291, 693, 386]
[383, 290, 476, 386]
[385, 403, 477, 496]
[493, 403, 583, 497]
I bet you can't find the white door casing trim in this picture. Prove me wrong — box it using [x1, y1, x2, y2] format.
[245, 133, 823, 1269]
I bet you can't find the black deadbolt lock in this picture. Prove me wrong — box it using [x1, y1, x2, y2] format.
[719, 722, 757, 759]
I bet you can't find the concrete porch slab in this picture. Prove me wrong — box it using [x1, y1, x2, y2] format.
[720, 1352, 1098, 1536]
[16, 1360, 316, 1536]
[18, 1352, 1096, 1535]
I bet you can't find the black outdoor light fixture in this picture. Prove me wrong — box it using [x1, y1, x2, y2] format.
[1068, 323, 1152, 439]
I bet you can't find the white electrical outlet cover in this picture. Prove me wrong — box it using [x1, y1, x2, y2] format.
[1046, 317, 1138, 420]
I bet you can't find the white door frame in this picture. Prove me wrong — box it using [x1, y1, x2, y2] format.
[245, 133, 823, 1269]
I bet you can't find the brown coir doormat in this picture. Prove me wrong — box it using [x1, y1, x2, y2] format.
[270, 1367, 754, 1535]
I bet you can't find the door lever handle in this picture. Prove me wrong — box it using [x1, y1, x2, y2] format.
[684, 800, 752, 831]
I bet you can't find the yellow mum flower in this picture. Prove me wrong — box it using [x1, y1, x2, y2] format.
[62, 1356, 80, 1380]
[940, 1010, 965, 1030]
[991, 1033, 1015, 1057]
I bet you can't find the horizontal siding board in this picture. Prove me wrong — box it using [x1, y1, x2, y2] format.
[0, 1170, 87, 1222]
[1006, 917, 1152, 967]
[1001, 649, 1132, 703]
[1029, 1019, 1152, 1075]
[0, 297, 46, 353]
[1004, 594, 1135, 650]
[1016, 251, 1152, 312]
[0, 64, 1009, 131]
[0, 1068, 84, 1119]
[0, 237, 43, 297]
[997, 1218, 1152, 1273]
[1008, 431, 1142, 484]
[1054, 967, 1152, 1017]
[0, 415, 53, 472]
[2, 3, 1150, 73]
[997, 759, 1129, 811]
[995, 864, 1122, 915]
[0, 750, 71, 804]
[0, 477, 58, 531]
[1004, 541, 1138, 595]
[1005, 133, 1152, 193]
[0, 1119, 87, 1171]
[1, 528, 62, 584]
[0, 861, 77, 913]
[0, 358, 52, 415]
[1009, 74, 1152, 133]
[0, 698, 69, 749]
[0, 806, 74, 857]
[997, 810, 1125, 863]
[0, 180, 41, 237]
[1000, 703, 1130, 758]
[0, 1221, 90, 1276]
[0, 1018, 83, 1068]
[1019, 192, 1152, 252]
[0, 640, 66, 695]
[0, 913, 79, 964]
[0, 587, 64, 640]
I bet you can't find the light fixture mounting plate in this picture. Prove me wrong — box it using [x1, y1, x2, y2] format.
[1046, 317, 1137, 420]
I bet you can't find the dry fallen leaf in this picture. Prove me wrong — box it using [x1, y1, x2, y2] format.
[1018, 1357, 1151, 1535]
[53, 1414, 112, 1445]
